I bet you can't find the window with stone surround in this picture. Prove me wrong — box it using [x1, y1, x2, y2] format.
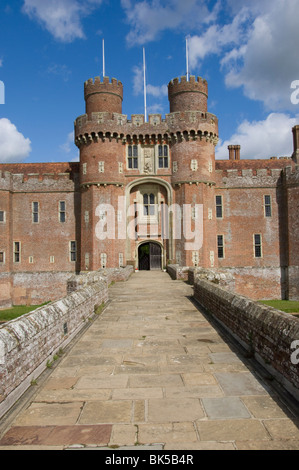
[143, 193, 155, 216]
[70, 241, 77, 262]
[217, 235, 224, 259]
[128, 145, 138, 169]
[216, 195, 223, 218]
[264, 195, 272, 217]
[0, 252, 5, 264]
[13, 242, 20, 263]
[158, 145, 169, 168]
[59, 201, 66, 223]
[32, 202, 39, 223]
[254, 234, 262, 258]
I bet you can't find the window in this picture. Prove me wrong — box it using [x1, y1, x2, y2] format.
[98, 161, 105, 173]
[0, 252, 4, 264]
[0, 211, 5, 223]
[50, 256, 55, 264]
[158, 145, 169, 168]
[119, 253, 124, 268]
[29, 256, 34, 264]
[143, 193, 155, 216]
[59, 201, 66, 223]
[70, 241, 77, 262]
[216, 195, 223, 218]
[217, 235, 224, 259]
[254, 234, 262, 258]
[83, 163, 87, 175]
[264, 195, 272, 217]
[14, 242, 20, 263]
[128, 145, 138, 169]
[32, 202, 39, 223]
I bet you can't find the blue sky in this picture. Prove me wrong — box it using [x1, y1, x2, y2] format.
[0, 0, 299, 164]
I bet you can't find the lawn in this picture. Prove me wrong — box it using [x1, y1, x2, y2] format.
[259, 300, 299, 314]
[0, 303, 50, 323]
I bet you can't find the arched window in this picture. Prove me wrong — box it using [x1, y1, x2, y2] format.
[158, 145, 169, 168]
[143, 193, 155, 216]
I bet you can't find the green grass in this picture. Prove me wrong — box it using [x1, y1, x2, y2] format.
[259, 300, 299, 314]
[0, 303, 50, 322]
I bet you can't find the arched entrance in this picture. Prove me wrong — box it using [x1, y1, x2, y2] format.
[138, 242, 162, 271]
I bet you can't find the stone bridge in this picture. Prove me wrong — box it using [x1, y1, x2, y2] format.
[0, 269, 298, 450]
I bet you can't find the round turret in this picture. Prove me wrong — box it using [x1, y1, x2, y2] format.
[84, 76, 123, 117]
[168, 75, 208, 113]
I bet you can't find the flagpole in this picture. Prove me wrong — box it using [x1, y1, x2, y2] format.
[103, 39, 105, 77]
[143, 47, 147, 123]
[186, 37, 190, 81]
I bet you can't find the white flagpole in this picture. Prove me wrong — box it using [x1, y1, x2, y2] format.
[143, 47, 147, 123]
[103, 39, 105, 77]
[186, 37, 190, 81]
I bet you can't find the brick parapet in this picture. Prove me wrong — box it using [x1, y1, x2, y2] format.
[0, 169, 79, 193]
[193, 277, 299, 401]
[283, 164, 299, 186]
[215, 167, 284, 188]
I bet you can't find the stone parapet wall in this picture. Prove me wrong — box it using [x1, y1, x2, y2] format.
[67, 266, 133, 293]
[188, 267, 235, 291]
[167, 264, 189, 280]
[0, 266, 134, 419]
[0, 279, 109, 419]
[193, 276, 299, 401]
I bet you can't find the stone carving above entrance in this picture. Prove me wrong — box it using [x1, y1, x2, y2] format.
[142, 147, 155, 174]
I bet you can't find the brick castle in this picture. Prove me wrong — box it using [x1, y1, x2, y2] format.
[0, 73, 299, 306]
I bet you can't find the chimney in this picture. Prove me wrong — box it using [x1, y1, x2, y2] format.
[292, 125, 299, 163]
[228, 145, 241, 161]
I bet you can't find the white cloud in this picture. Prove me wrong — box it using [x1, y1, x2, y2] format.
[22, 0, 103, 42]
[215, 113, 298, 160]
[222, 1, 299, 111]
[186, 0, 299, 112]
[47, 64, 72, 82]
[60, 131, 79, 161]
[188, 7, 249, 68]
[60, 131, 74, 153]
[133, 64, 167, 98]
[0, 118, 31, 162]
[121, 0, 220, 46]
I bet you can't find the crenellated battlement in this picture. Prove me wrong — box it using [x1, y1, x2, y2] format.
[0, 168, 79, 192]
[84, 76, 123, 96]
[215, 164, 289, 188]
[168, 75, 208, 94]
[74, 109, 218, 147]
[168, 76, 208, 113]
[84, 76, 123, 116]
[283, 164, 299, 185]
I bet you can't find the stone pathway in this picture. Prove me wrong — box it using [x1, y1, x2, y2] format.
[0, 271, 299, 450]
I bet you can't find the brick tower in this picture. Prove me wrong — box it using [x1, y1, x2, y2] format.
[168, 76, 219, 267]
[75, 77, 126, 271]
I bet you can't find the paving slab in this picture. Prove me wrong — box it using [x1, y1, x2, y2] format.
[0, 271, 298, 451]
